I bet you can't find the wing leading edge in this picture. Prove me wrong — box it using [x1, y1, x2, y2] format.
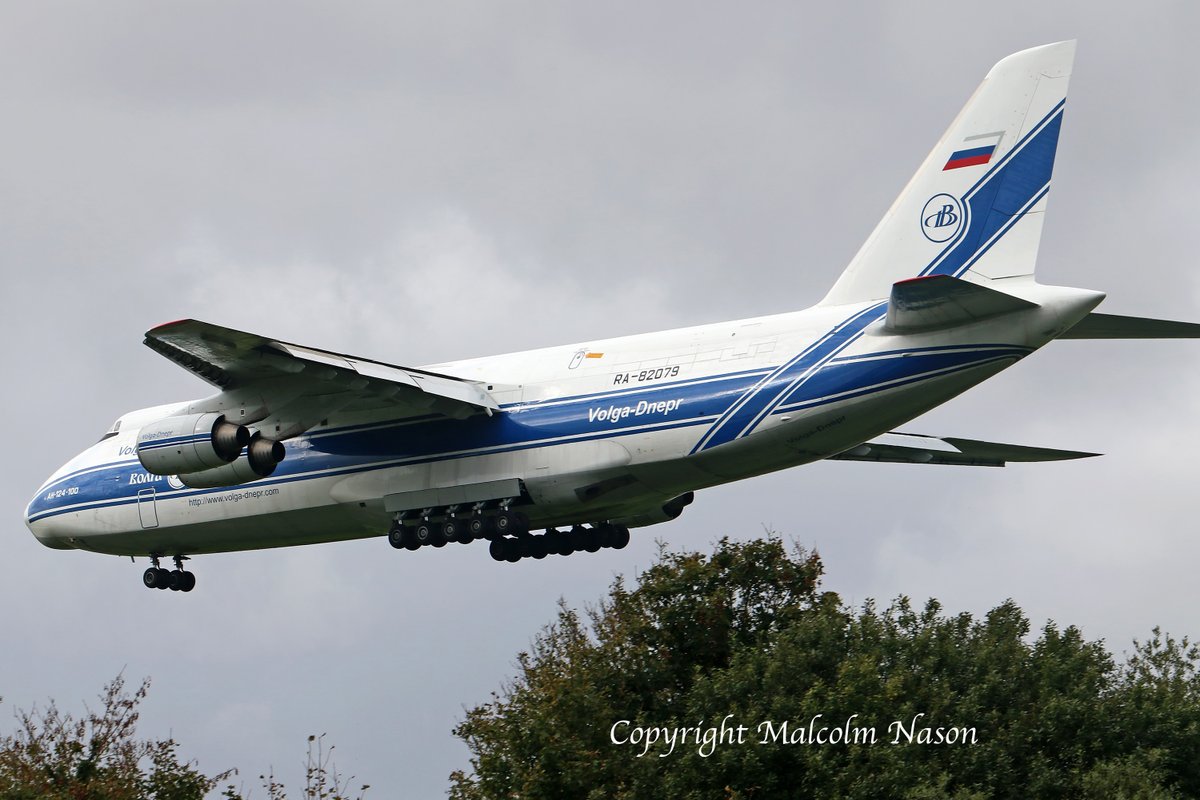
[144, 319, 499, 438]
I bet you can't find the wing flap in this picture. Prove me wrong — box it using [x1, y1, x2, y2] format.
[830, 431, 1098, 467]
[1058, 312, 1200, 339]
[884, 275, 1038, 334]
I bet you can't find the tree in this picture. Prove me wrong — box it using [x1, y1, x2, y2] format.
[0, 677, 368, 800]
[450, 536, 1200, 799]
[0, 674, 225, 800]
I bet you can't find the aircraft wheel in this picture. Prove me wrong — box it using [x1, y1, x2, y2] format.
[469, 515, 490, 540]
[543, 529, 563, 555]
[494, 511, 519, 537]
[504, 540, 522, 563]
[429, 523, 447, 548]
[596, 523, 616, 548]
[569, 525, 589, 552]
[583, 528, 602, 553]
[179, 571, 197, 592]
[444, 518, 467, 544]
[142, 568, 160, 589]
[168, 571, 184, 591]
[401, 526, 421, 551]
[387, 524, 406, 549]
[530, 536, 548, 560]
[612, 525, 631, 550]
[154, 567, 172, 589]
[489, 538, 508, 561]
[415, 522, 435, 547]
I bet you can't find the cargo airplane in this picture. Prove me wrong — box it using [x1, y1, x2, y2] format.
[24, 41, 1200, 592]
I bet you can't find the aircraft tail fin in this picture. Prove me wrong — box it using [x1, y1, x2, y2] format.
[821, 41, 1075, 307]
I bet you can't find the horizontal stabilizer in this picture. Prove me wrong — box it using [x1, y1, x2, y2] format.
[1058, 312, 1200, 339]
[830, 431, 1098, 468]
[885, 275, 1038, 333]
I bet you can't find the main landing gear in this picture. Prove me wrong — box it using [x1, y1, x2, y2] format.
[386, 506, 633, 563]
[142, 555, 196, 592]
[386, 507, 631, 563]
[487, 523, 630, 563]
[388, 507, 526, 551]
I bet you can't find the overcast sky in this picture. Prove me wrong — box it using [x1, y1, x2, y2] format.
[3, 3, 1199, 797]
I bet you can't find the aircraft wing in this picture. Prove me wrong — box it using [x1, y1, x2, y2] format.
[829, 432, 1098, 468]
[144, 319, 499, 438]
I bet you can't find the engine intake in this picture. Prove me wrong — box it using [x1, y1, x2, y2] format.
[137, 413, 250, 476]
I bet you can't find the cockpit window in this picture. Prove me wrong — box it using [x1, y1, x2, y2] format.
[97, 419, 121, 443]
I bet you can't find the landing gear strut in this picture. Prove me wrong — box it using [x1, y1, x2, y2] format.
[142, 555, 196, 592]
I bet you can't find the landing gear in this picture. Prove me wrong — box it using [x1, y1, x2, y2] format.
[487, 522, 631, 563]
[142, 555, 195, 592]
[385, 505, 633, 562]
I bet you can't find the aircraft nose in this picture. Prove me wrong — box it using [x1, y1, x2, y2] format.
[25, 470, 78, 551]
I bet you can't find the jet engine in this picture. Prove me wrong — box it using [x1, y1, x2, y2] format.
[136, 413, 250, 475]
[178, 434, 286, 489]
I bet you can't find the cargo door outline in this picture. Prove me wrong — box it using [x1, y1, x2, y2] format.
[137, 488, 159, 529]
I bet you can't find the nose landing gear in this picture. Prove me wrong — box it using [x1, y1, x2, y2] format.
[142, 555, 196, 592]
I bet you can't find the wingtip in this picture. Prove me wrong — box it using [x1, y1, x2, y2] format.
[146, 318, 194, 335]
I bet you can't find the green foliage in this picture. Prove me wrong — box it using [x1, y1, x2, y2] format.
[0, 675, 227, 800]
[450, 536, 1200, 799]
[0, 679, 367, 800]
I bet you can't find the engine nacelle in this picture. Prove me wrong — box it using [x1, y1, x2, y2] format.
[610, 492, 695, 528]
[137, 413, 250, 475]
[177, 434, 286, 489]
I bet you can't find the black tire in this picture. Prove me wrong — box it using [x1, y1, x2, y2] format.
[415, 522, 435, 546]
[444, 518, 466, 544]
[597, 523, 616, 548]
[168, 571, 184, 591]
[569, 525, 589, 552]
[429, 523, 447, 548]
[494, 511, 514, 536]
[489, 538, 508, 561]
[612, 525, 631, 549]
[555, 531, 575, 556]
[387, 524, 406, 549]
[142, 568, 160, 589]
[468, 515, 486, 539]
[530, 535, 548, 560]
[180, 571, 197, 592]
[504, 541, 522, 563]
[155, 567, 172, 589]
[583, 528, 602, 553]
[401, 526, 421, 551]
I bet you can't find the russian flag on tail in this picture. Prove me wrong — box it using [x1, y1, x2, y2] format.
[943, 131, 1004, 171]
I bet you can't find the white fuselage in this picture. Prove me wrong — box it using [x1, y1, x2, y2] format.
[24, 281, 1101, 558]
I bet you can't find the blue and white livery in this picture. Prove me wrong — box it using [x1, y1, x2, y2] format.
[24, 42, 1200, 592]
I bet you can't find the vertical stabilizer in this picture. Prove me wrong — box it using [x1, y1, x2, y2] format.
[821, 41, 1075, 307]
